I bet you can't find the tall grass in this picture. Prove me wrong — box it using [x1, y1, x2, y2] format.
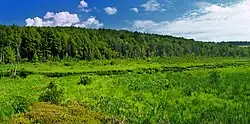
[1, 58, 250, 123]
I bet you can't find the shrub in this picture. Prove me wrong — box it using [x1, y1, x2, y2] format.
[33, 52, 39, 62]
[209, 70, 221, 84]
[110, 61, 115, 65]
[63, 62, 71, 66]
[18, 71, 29, 78]
[4, 47, 16, 64]
[78, 76, 92, 86]
[11, 102, 124, 124]
[39, 82, 65, 104]
[10, 96, 29, 114]
[21, 58, 29, 62]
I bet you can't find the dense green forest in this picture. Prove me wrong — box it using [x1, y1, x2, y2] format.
[0, 25, 249, 63]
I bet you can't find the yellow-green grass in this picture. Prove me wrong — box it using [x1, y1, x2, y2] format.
[0, 57, 249, 74]
[1, 64, 250, 123]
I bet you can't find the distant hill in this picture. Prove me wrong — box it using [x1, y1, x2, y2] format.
[0, 25, 249, 63]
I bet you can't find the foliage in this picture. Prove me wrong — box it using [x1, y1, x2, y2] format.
[209, 70, 221, 84]
[33, 52, 39, 62]
[4, 47, 16, 64]
[110, 61, 116, 65]
[0, 25, 249, 63]
[10, 96, 29, 114]
[0, 58, 250, 123]
[78, 76, 92, 86]
[39, 82, 65, 104]
[63, 62, 71, 66]
[18, 71, 29, 78]
[11, 102, 124, 124]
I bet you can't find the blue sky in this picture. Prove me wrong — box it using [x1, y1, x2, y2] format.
[0, 0, 249, 41]
[0, 0, 197, 27]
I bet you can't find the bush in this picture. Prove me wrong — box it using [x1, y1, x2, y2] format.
[63, 62, 71, 66]
[11, 102, 124, 124]
[110, 61, 115, 65]
[209, 70, 221, 84]
[4, 47, 16, 64]
[10, 96, 29, 114]
[78, 76, 92, 86]
[39, 82, 65, 104]
[21, 58, 29, 62]
[18, 71, 29, 78]
[33, 52, 39, 62]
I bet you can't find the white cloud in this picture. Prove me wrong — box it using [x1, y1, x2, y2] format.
[44, 12, 54, 19]
[130, 8, 139, 13]
[75, 16, 104, 28]
[141, 0, 163, 12]
[79, 0, 88, 8]
[25, 11, 103, 28]
[43, 12, 80, 26]
[196, 2, 232, 13]
[78, 0, 91, 12]
[132, 0, 250, 41]
[104, 7, 117, 15]
[25, 17, 44, 27]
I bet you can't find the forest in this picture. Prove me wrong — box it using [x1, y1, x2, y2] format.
[222, 41, 250, 46]
[0, 25, 249, 63]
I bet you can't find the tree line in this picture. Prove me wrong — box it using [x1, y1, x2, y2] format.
[0, 25, 249, 63]
[221, 41, 250, 46]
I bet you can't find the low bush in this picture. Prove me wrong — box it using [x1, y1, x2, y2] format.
[78, 76, 92, 86]
[39, 82, 65, 104]
[63, 62, 71, 66]
[18, 71, 29, 78]
[110, 61, 115, 65]
[11, 102, 124, 124]
[10, 96, 29, 114]
[209, 70, 221, 84]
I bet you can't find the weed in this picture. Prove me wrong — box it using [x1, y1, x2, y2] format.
[10, 96, 29, 114]
[78, 76, 92, 86]
[39, 82, 65, 104]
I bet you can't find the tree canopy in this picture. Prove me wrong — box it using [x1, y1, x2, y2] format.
[0, 25, 248, 63]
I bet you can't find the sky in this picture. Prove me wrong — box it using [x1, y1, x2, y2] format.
[0, 0, 249, 41]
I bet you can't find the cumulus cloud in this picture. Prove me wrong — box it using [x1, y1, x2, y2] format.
[75, 16, 104, 28]
[132, 1, 250, 41]
[25, 11, 103, 28]
[130, 8, 139, 13]
[79, 0, 88, 8]
[26, 17, 44, 27]
[26, 12, 80, 27]
[40, 11, 80, 26]
[141, 0, 164, 12]
[78, 0, 91, 12]
[104, 7, 117, 15]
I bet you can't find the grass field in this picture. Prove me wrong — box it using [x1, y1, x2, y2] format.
[1, 57, 250, 123]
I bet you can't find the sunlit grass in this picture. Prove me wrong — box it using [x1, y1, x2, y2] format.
[1, 58, 250, 123]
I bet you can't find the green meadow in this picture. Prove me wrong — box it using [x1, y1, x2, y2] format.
[0, 57, 250, 123]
